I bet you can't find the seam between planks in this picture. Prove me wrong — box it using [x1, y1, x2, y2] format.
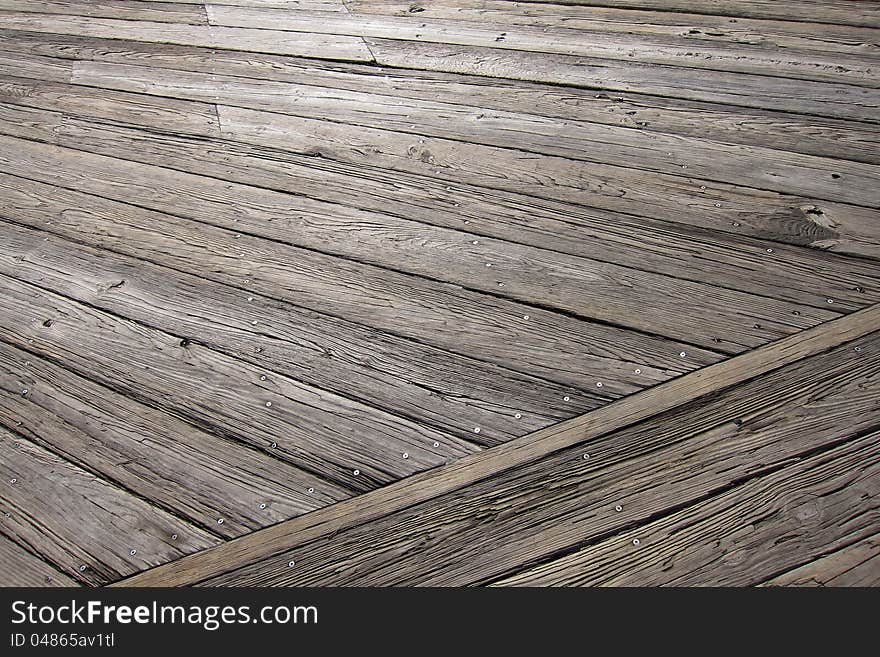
[111, 302, 880, 586]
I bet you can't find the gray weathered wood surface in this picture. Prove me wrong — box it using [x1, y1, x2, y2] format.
[1, 0, 878, 586]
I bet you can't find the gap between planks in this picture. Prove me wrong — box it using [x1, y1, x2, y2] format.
[114, 302, 880, 586]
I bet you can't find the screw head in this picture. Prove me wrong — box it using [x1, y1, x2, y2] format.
[288, 560, 295, 567]
[259, 503, 267, 509]
[514, 413, 522, 419]
[307, 487, 314, 493]
[615, 505, 623, 512]
[474, 427, 481, 434]
[402, 452, 409, 459]
[130, 549, 137, 556]
[680, 351, 687, 358]
[171, 534, 178, 541]
[79, 565, 87, 572]
[766, 248, 774, 254]
[563, 395, 570, 401]
[632, 538, 640, 546]
[596, 382, 603, 388]
[433, 441, 439, 448]
[582, 454, 590, 460]
[217, 518, 224, 525]
[634, 368, 642, 374]
[522, 315, 530, 320]
[353, 469, 360, 476]
[265, 401, 272, 407]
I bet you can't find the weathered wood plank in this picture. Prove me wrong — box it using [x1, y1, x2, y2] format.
[0, 163, 717, 396]
[347, 0, 880, 57]
[367, 39, 880, 122]
[1, 99, 873, 311]
[0, 340, 349, 539]
[5, 31, 877, 166]
[0, 11, 374, 60]
[206, 5, 880, 87]
[0, 533, 78, 587]
[0, 0, 210, 24]
[495, 429, 880, 586]
[0, 74, 220, 136]
[62, 61, 880, 207]
[0, 274, 478, 491]
[762, 533, 880, 587]
[197, 329, 880, 586]
[115, 304, 880, 586]
[512, 1, 880, 29]
[0, 133, 835, 354]
[0, 425, 220, 585]
[0, 218, 596, 443]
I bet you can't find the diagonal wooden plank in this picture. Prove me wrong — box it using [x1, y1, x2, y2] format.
[0, 426, 220, 586]
[0, 218, 597, 443]
[761, 533, 880, 587]
[0, 339, 349, 539]
[0, 532, 79, 587]
[114, 303, 880, 586]
[494, 428, 880, 586]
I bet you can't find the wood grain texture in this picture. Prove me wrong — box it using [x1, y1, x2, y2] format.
[346, 0, 880, 57]
[0, 139, 724, 391]
[0, 273, 478, 492]
[0, 97, 872, 312]
[5, 31, 878, 166]
[115, 305, 880, 586]
[0, 533, 79, 587]
[66, 60, 880, 207]
[0, 339, 349, 539]
[0, 11, 374, 60]
[0, 0, 210, 24]
[0, 101, 875, 313]
[514, 1, 880, 28]
[762, 533, 880, 587]
[198, 330, 880, 586]
[0, 218, 597, 444]
[206, 5, 880, 87]
[0, 130, 842, 356]
[0, 426, 220, 586]
[367, 39, 880, 122]
[496, 430, 880, 586]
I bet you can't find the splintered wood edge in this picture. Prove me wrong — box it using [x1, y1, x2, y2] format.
[114, 303, 880, 587]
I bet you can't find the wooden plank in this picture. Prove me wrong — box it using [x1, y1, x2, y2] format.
[63, 61, 880, 207]
[0, 273, 477, 491]
[366, 39, 880, 122]
[0, 0, 210, 24]
[1, 99, 874, 312]
[0, 340, 349, 539]
[209, 428, 880, 586]
[0, 74, 220, 137]
[763, 533, 880, 587]
[114, 304, 880, 586]
[198, 330, 880, 586]
[5, 31, 877, 166]
[0, 133, 837, 355]
[146, 0, 346, 9]
[0, 165, 718, 397]
[205, 5, 880, 87]
[6, 102, 875, 270]
[346, 0, 880, 58]
[513, 1, 880, 29]
[0, 533, 78, 587]
[0, 11, 374, 61]
[0, 218, 597, 443]
[495, 429, 880, 586]
[0, 426, 220, 585]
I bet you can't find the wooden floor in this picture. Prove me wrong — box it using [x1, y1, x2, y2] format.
[0, 0, 878, 587]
